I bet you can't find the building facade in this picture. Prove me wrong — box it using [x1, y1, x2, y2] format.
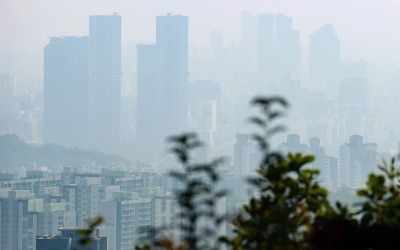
[43, 36, 89, 148]
[309, 24, 340, 98]
[339, 135, 377, 188]
[36, 227, 107, 250]
[258, 14, 301, 84]
[100, 192, 152, 250]
[88, 13, 122, 152]
[135, 14, 188, 159]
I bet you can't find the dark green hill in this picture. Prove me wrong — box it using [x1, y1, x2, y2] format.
[0, 134, 132, 169]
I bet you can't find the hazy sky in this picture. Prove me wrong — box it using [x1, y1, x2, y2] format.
[2, 0, 400, 77]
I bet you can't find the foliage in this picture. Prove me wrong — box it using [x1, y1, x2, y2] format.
[328, 186, 362, 208]
[80, 95, 400, 250]
[137, 133, 227, 250]
[310, 159, 400, 250]
[356, 158, 400, 227]
[74, 216, 105, 250]
[221, 97, 337, 250]
[78, 216, 105, 246]
[248, 96, 288, 151]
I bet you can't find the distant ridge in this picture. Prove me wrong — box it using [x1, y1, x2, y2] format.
[0, 134, 133, 169]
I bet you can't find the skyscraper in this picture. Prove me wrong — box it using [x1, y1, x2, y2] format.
[43, 36, 89, 148]
[0, 190, 43, 250]
[136, 44, 162, 157]
[258, 14, 301, 84]
[338, 77, 368, 138]
[0, 74, 17, 117]
[233, 134, 261, 176]
[89, 13, 122, 152]
[241, 11, 258, 73]
[338, 135, 377, 188]
[135, 14, 188, 159]
[275, 14, 301, 80]
[63, 177, 119, 227]
[188, 80, 221, 146]
[156, 14, 189, 136]
[309, 24, 340, 98]
[258, 14, 274, 84]
[100, 192, 152, 250]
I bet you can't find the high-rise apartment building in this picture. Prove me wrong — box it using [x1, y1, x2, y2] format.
[0, 190, 72, 250]
[43, 36, 89, 148]
[278, 134, 308, 155]
[338, 78, 368, 138]
[240, 11, 258, 73]
[258, 14, 274, 84]
[43, 14, 122, 153]
[308, 137, 330, 187]
[136, 14, 188, 159]
[258, 14, 301, 84]
[89, 13, 122, 152]
[0, 190, 43, 250]
[339, 135, 377, 188]
[63, 177, 119, 227]
[0, 74, 17, 117]
[100, 192, 152, 250]
[156, 14, 188, 138]
[136, 44, 162, 157]
[152, 194, 180, 243]
[309, 24, 340, 98]
[233, 134, 261, 176]
[188, 80, 221, 145]
[324, 156, 338, 190]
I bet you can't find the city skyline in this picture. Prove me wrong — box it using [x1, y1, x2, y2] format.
[3, 1, 400, 65]
[3, 6, 400, 97]
[3, 3, 400, 250]
[2, 10, 400, 158]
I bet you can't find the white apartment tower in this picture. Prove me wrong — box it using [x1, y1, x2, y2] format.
[100, 192, 152, 250]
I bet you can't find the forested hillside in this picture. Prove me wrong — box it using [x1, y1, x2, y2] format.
[0, 134, 132, 169]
